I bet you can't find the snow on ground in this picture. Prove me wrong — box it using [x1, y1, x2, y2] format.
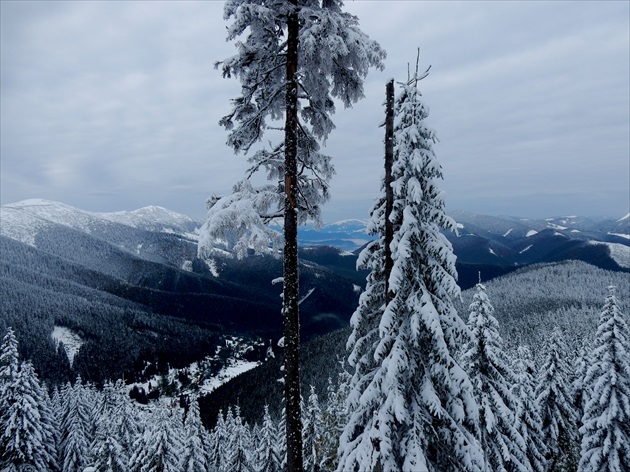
[488, 247, 497, 256]
[609, 232, 630, 240]
[548, 223, 568, 230]
[526, 230, 538, 237]
[618, 213, 630, 222]
[519, 245, 533, 254]
[204, 258, 220, 277]
[503, 228, 513, 237]
[51, 326, 84, 365]
[199, 360, 261, 394]
[353, 284, 362, 294]
[340, 250, 355, 256]
[589, 241, 630, 268]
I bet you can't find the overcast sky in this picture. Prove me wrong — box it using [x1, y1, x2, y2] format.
[1, 1, 628, 222]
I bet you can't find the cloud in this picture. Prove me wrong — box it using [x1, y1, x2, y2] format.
[1, 1, 628, 220]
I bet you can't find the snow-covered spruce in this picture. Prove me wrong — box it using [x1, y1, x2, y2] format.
[578, 286, 630, 472]
[512, 345, 548, 472]
[339, 74, 484, 471]
[461, 283, 529, 471]
[536, 326, 580, 470]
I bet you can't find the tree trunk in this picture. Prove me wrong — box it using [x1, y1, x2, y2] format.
[384, 79, 395, 302]
[283, 1, 303, 471]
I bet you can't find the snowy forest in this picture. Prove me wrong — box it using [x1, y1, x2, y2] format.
[1, 1, 629, 471]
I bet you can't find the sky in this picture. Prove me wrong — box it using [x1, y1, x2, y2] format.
[1, 0, 629, 222]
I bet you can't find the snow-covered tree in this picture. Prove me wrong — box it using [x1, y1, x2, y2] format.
[462, 283, 528, 471]
[0, 361, 57, 471]
[512, 345, 548, 472]
[128, 406, 184, 472]
[578, 286, 630, 472]
[339, 65, 484, 472]
[536, 326, 580, 471]
[572, 341, 593, 420]
[200, 4, 384, 468]
[180, 396, 210, 472]
[302, 385, 323, 471]
[256, 405, 282, 472]
[58, 377, 91, 472]
[225, 406, 254, 472]
[208, 409, 228, 471]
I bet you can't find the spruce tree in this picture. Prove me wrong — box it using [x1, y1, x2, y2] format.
[180, 397, 210, 472]
[0, 361, 57, 471]
[302, 386, 323, 471]
[256, 405, 282, 472]
[462, 283, 529, 471]
[128, 405, 184, 472]
[513, 345, 548, 472]
[536, 326, 580, 471]
[578, 286, 630, 472]
[339, 63, 484, 472]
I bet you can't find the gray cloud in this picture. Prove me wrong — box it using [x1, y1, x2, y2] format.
[1, 1, 628, 220]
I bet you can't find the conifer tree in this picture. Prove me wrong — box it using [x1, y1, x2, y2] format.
[578, 286, 630, 472]
[180, 396, 210, 472]
[226, 406, 254, 472]
[128, 406, 184, 472]
[0, 361, 57, 471]
[339, 61, 484, 472]
[59, 378, 90, 472]
[462, 283, 529, 471]
[256, 405, 282, 472]
[536, 326, 580, 471]
[200, 4, 384, 468]
[513, 345, 548, 472]
[302, 386, 323, 471]
[208, 409, 228, 471]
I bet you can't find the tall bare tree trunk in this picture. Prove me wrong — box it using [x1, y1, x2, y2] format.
[284, 1, 303, 470]
[384, 79, 395, 302]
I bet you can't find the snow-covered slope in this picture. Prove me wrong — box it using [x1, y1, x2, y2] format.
[2, 199, 201, 244]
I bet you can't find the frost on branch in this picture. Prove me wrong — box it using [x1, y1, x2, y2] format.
[197, 180, 282, 260]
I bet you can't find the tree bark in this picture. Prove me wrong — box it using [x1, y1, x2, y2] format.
[384, 79, 395, 302]
[283, 1, 303, 471]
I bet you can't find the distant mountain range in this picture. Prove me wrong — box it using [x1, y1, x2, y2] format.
[0, 199, 627, 385]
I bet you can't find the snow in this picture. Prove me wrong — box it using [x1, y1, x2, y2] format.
[353, 284, 362, 294]
[51, 326, 84, 365]
[519, 245, 532, 254]
[608, 232, 630, 240]
[503, 228, 513, 237]
[526, 230, 538, 237]
[588, 241, 630, 268]
[456, 223, 464, 229]
[617, 213, 630, 222]
[340, 250, 355, 256]
[204, 259, 220, 277]
[488, 247, 497, 256]
[181, 260, 193, 272]
[199, 360, 261, 394]
[548, 223, 567, 230]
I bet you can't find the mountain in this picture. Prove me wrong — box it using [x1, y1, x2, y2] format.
[448, 210, 629, 272]
[200, 259, 630, 427]
[0, 199, 361, 386]
[1, 199, 627, 387]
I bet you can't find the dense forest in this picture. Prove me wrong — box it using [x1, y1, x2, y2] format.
[1, 260, 628, 471]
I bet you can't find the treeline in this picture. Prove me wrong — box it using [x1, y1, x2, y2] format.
[2, 278, 628, 471]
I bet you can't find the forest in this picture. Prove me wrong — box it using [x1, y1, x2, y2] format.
[1, 0, 629, 471]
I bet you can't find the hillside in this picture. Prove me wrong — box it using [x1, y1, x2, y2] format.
[1, 199, 627, 388]
[200, 260, 629, 427]
[0, 200, 361, 386]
